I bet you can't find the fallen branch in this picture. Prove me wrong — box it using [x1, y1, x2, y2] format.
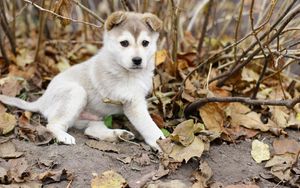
[184, 96, 300, 117]
[22, 0, 102, 28]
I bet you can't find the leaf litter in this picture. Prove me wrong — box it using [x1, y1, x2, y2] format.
[1, 1, 300, 187]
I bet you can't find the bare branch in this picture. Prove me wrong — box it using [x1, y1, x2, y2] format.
[184, 96, 300, 117]
[71, 0, 105, 23]
[22, 0, 103, 28]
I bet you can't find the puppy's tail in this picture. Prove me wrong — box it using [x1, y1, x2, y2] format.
[0, 95, 40, 112]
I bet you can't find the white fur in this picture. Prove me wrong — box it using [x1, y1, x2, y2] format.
[0, 21, 164, 150]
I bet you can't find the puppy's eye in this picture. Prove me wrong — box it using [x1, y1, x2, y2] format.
[120, 40, 129, 47]
[142, 40, 149, 47]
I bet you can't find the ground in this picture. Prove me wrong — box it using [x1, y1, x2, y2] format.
[9, 128, 299, 188]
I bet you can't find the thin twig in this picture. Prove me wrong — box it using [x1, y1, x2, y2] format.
[0, 0, 16, 55]
[249, 0, 270, 99]
[121, 0, 134, 11]
[71, 0, 104, 23]
[196, 0, 213, 64]
[234, 0, 244, 62]
[22, 0, 102, 28]
[184, 96, 300, 117]
[34, 0, 47, 61]
[0, 29, 9, 66]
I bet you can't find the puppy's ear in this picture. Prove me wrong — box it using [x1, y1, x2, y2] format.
[105, 11, 127, 31]
[143, 13, 163, 32]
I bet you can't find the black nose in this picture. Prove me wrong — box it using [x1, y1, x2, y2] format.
[132, 57, 142, 65]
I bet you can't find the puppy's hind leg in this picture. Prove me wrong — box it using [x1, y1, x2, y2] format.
[84, 121, 135, 142]
[46, 85, 87, 145]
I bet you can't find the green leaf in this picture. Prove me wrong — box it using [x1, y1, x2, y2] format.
[161, 128, 170, 137]
[104, 115, 113, 128]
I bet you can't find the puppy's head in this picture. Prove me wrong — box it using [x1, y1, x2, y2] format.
[103, 11, 162, 71]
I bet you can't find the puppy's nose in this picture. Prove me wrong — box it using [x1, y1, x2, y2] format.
[132, 57, 142, 65]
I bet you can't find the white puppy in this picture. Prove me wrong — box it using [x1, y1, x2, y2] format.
[0, 11, 165, 150]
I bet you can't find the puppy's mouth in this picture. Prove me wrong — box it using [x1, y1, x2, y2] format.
[130, 66, 143, 70]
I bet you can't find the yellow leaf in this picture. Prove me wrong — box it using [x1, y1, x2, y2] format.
[155, 50, 167, 66]
[91, 170, 127, 188]
[251, 140, 270, 163]
[0, 112, 16, 135]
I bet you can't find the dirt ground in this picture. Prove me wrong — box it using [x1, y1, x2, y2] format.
[8, 128, 299, 188]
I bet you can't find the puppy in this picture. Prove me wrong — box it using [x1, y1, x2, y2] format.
[0, 11, 165, 150]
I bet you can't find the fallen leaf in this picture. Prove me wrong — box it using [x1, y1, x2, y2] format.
[0, 141, 23, 159]
[199, 103, 224, 133]
[171, 119, 204, 146]
[85, 140, 120, 153]
[38, 169, 73, 184]
[192, 161, 213, 188]
[0, 182, 42, 188]
[273, 139, 300, 155]
[251, 139, 270, 163]
[169, 136, 205, 162]
[265, 154, 295, 181]
[0, 112, 17, 135]
[133, 153, 151, 166]
[270, 106, 289, 128]
[91, 170, 127, 188]
[7, 158, 30, 183]
[150, 113, 164, 129]
[225, 185, 259, 188]
[222, 126, 259, 142]
[116, 156, 132, 164]
[0, 76, 24, 97]
[53, 0, 73, 26]
[155, 50, 168, 66]
[146, 180, 188, 188]
[18, 114, 53, 145]
[152, 164, 170, 181]
[16, 49, 34, 68]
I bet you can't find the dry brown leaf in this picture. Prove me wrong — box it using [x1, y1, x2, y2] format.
[0, 103, 6, 113]
[18, 114, 53, 145]
[271, 106, 289, 128]
[7, 158, 30, 183]
[0, 141, 23, 159]
[265, 153, 295, 181]
[133, 153, 151, 166]
[152, 164, 170, 181]
[147, 180, 188, 188]
[0, 77, 23, 97]
[273, 139, 300, 155]
[191, 161, 213, 188]
[222, 126, 259, 142]
[199, 103, 224, 133]
[53, 0, 73, 26]
[38, 169, 73, 184]
[225, 185, 259, 188]
[91, 170, 127, 188]
[85, 140, 120, 153]
[171, 119, 203, 146]
[0, 182, 42, 188]
[150, 113, 164, 129]
[169, 136, 205, 163]
[0, 112, 17, 135]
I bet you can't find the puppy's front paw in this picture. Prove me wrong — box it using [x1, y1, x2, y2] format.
[114, 130, 135, 141]
[145, 139, 162, 152]
[55, 132, 76, 145]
